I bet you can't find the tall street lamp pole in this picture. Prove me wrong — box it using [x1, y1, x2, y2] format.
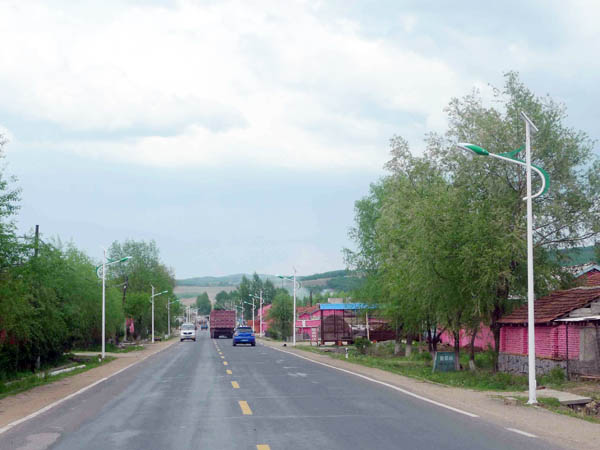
[96, 253, 132, 360]
[278, 269, 300, 346]
[250, 291, 263, 334]
[457, 111, 549, 405]
[167, 299, 180, 338]
[150, 286, 168, 343]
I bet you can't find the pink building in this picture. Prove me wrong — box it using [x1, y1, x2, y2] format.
[439, 325, 495, 350]
[498, 286, 600, 377]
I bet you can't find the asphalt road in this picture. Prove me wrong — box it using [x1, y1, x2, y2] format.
[0, 332, 564, 450]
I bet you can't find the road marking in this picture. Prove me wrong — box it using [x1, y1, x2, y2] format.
[506, 428, 537, 438]
[231, 381, 240, 389]
[226, 369, 232, 375]
[238, 401, 252, 415]
[0, 341, 178, 435]
[221, 356, 225, 359]
[269, 346, 479, 419]
[257, 445, 270, 450]
[223, 361, 228, 366]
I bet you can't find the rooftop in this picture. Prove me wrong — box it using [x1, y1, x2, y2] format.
[498, 286, 600, 324]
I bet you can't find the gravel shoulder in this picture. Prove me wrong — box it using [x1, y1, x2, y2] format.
[259, 339, 600, 450]
[0, 339, 178, 430]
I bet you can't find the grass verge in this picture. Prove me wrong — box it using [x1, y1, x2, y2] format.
[0, 356, 115, 400]
[512, 396, 600, 424]
[296, 344, 543, 392]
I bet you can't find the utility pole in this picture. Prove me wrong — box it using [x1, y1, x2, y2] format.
[293, 267, 297, 347]
[260, 290, 263, 337]
[34, 225, 39, 258]
[122, 276, 128, 342]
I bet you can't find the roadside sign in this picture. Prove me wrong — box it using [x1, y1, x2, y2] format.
[433, 351, 456, 372]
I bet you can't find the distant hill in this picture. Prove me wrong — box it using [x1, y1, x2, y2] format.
[554, 245, 598, 267]
[176, 269, 365, 293]
[177, 274, 250, 287]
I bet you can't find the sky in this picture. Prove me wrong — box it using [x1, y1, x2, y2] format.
[0, 0, 599, 278]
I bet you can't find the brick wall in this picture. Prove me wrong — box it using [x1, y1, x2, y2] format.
[439, 324, 495, 350]
[499, 324, 581, 359]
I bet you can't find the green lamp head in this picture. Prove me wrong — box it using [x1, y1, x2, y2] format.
[457, 143, 489, 156]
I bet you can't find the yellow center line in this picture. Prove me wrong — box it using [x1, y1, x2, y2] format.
[231, 381, 240, 389]
[226, 369, 232, 375]
[223, 361, 228, 366]
[238, 400, 252, 415]
[257, 446, 270, 450]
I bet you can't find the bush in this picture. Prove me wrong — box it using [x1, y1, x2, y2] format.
[354, 337, 372, 355]
[539, 366, 566, 386]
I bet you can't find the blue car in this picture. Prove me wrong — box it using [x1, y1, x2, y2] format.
[233, 326, 256, 346]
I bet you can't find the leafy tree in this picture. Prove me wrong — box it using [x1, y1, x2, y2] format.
[108, 239, 174, 337]
[346, 72, 600, 369]
[215, 290, 233, 310]
[196, 292, 212, 315]
[267, 291, 293, 340]
[262, 279, 276, 305]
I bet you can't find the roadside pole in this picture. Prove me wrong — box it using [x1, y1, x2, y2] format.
[293, 268, 297, 346]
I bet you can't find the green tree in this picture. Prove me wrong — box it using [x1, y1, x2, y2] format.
[196, 292, 212, 315]
[267, 291, 293, 340]
[108, 239, 174, 337]
[262, 279, 276, 305]
[215, 290, 231, 310]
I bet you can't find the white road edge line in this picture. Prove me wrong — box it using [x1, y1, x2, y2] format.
[269, 345, 479, 419]
[0, 343, 175, 435]
[506, 428, 537, 438]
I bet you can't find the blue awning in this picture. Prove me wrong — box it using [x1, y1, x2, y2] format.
[319, 303, 372, 310]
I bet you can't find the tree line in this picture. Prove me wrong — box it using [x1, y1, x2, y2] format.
[0, 138, 179, 377]
[345, 73, 600, 370]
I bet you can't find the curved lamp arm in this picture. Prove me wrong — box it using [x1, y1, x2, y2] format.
[457, 143, 550, 200]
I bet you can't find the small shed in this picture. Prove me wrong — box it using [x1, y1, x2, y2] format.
[318, 303, 395, 344]
[498, 286, 600, 377]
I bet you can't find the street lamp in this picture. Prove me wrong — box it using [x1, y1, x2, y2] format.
[278, 269, 301, 346]
[457, 111, 549, 405]
[244, 299, 256, 333]
[96, 253, 132, 359]
[167, 298, 180, 338]
[250, 291, 263, 336]
[150, 285, 168, 344]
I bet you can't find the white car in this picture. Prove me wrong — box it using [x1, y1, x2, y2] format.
[180, 323, 196, 342]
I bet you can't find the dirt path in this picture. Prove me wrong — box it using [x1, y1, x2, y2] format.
[259, 339, 600, 450]
[0, 339, 178, 430]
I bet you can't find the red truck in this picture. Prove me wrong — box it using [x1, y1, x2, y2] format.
[209, 310, 236, 338]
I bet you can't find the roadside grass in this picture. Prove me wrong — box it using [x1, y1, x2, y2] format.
[296, 344, 533, 391]
[71, 343, 145, 353]
[512, 395, 600, 424]
[0, 356, 115, 400]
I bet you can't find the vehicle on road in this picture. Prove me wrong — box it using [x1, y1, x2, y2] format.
[180, 323, 196, 342]
[210, 310, 235, 338]
[232, 326, 256, 346]
[198, 317, 209, 330]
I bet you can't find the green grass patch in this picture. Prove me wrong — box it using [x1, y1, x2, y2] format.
[513, 395, 600, 424]
[295, 345, 530, 391]
[0, 356, 115, 400]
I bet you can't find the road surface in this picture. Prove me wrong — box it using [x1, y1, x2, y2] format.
[0, 331, 563, 449]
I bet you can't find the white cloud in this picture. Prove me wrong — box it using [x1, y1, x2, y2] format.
[0, 0, 464, 171]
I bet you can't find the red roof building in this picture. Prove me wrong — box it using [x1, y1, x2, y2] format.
[575, 265, 600, 287]
[498, 286, 600, 377]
